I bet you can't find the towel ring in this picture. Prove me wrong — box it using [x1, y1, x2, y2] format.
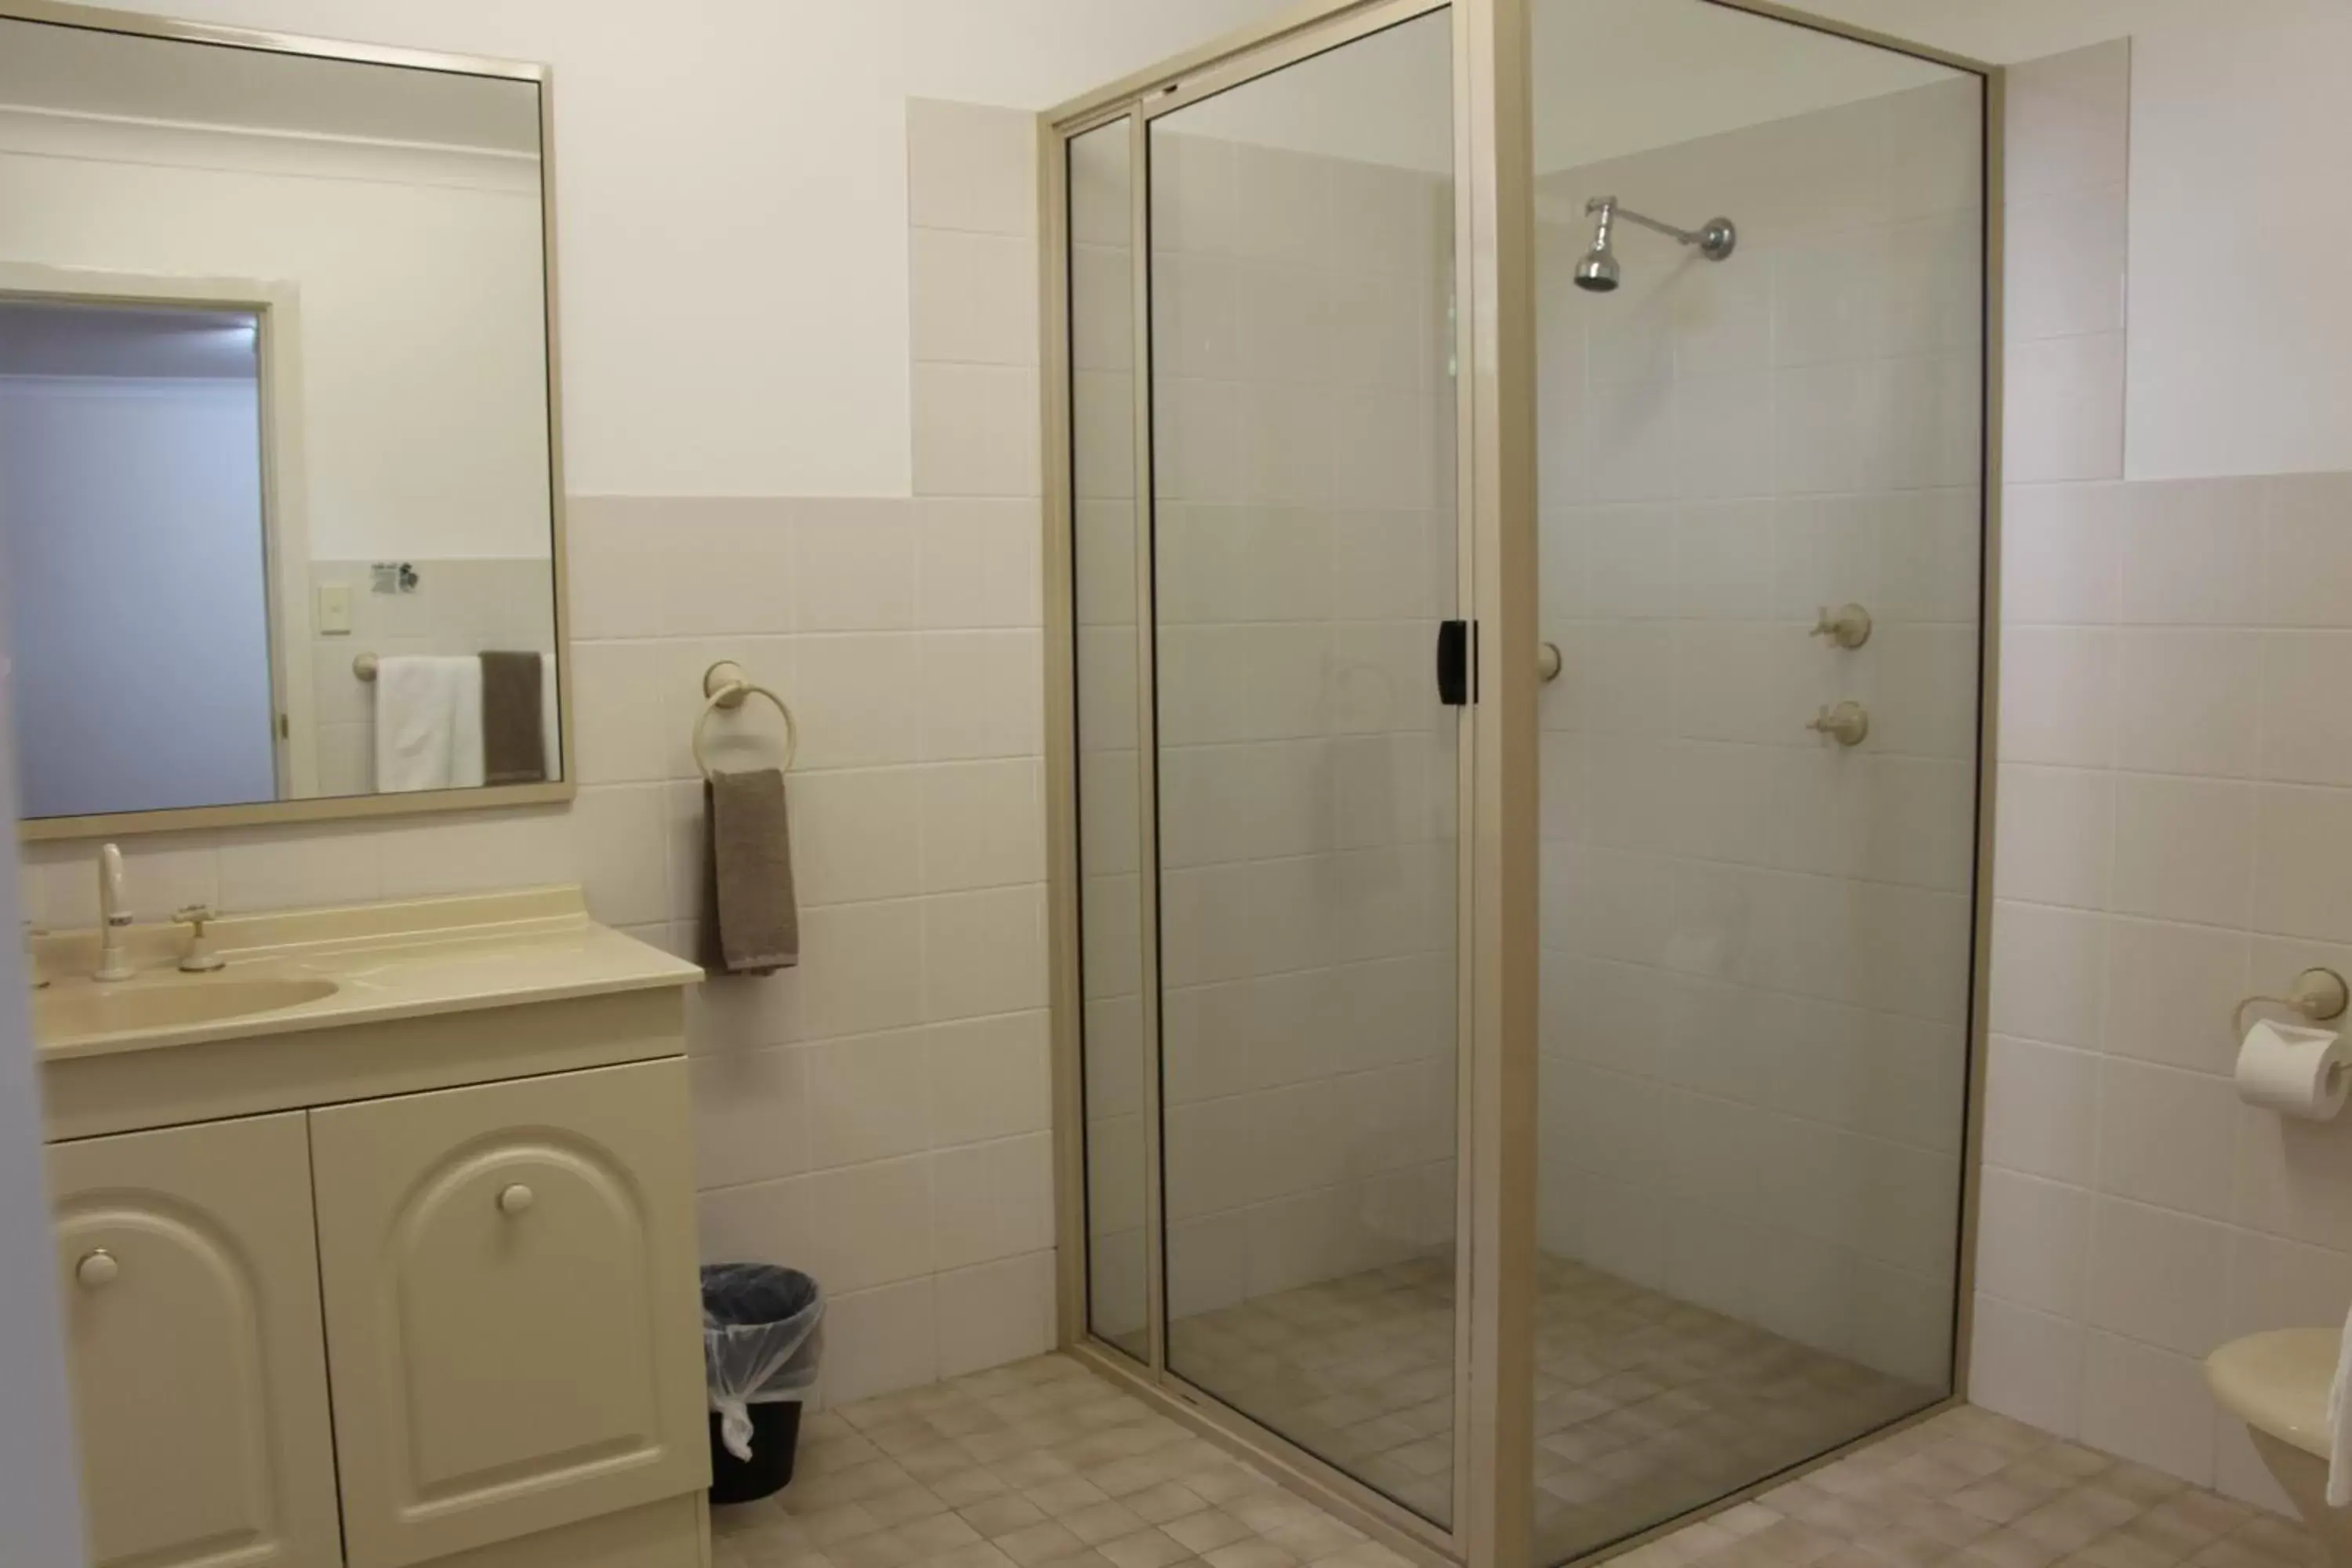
[695, 661, 797, 780]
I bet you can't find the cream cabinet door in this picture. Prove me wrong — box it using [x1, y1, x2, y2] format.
[49, 1112, 342, 1568]
[309, 1058, 706, 1568]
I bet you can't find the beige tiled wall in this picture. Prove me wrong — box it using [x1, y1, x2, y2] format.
[14, 97, 1054, 1408]
[1534, 72, 1986, 1391]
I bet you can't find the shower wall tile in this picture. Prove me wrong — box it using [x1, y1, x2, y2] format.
[2002, 42, 2131, 485]
[2002, 332, 2127, 483]
[2002, 42, 2132, 204]
[1140, 127, 1461, 1320]
[2005, 183, 2129, 343]
[906, 97, 1036, 239]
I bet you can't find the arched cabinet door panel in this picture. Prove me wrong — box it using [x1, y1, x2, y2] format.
[49, 1111, 342, 1568]
[309, 1057, 706, 1568]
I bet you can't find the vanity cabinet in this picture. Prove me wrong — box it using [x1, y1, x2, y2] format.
[49, 1112, 343, 1568]
[39, 899, 712, 1568]
[310, 1060, 705, 1568]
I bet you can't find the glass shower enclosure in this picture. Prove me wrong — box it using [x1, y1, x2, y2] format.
[1043, 4, 1996, 1565]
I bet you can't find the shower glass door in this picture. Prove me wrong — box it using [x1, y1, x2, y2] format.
[1147, 5, 1465, 1527]
[1527, 2, 1986, 1562]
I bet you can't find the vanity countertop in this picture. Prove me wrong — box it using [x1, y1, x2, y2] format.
[31, 885, 701, 1062]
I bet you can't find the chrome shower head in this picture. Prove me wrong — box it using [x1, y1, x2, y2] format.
[1575, 196, 1736, 293]
[1574, 201, 1620, 293]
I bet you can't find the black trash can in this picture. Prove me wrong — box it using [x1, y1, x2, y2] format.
[702, 1264, 823, 1505]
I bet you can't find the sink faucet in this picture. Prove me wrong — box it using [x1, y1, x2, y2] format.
[94, 844, 133, 982]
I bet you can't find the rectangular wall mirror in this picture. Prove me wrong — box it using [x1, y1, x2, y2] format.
[0, 5, 570, 838]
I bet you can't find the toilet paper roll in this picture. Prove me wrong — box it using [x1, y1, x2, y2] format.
[2235, 1018, 2351, 1120]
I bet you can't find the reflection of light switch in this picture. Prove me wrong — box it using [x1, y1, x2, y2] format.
[317, 583, 354, 635]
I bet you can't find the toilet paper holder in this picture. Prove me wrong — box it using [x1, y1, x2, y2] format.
[2233, 967, 2351, 1040]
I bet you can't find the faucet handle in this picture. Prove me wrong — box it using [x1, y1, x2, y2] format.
[1809, 603, 1874, 650]
[174, 906, 227, 974]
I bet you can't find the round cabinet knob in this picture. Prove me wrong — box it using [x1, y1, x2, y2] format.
[496, 1184, 535, 1217]
[76, 1249, 118, 1288]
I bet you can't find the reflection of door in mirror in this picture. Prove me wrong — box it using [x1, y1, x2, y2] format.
[0, 16, 564, 828]
[0, 295, 287, 817]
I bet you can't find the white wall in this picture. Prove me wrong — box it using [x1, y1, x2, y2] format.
[51, 0, 1300, 504]
[0, 90, 554, 561]
[0, 376, 279, 817]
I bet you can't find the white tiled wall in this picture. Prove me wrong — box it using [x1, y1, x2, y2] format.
[1979, 477, 2352, 1499]
[1534, 73, 1985, 1390]
[1147, 126, 1461, 1330]
[14, 98, 1054, 1408]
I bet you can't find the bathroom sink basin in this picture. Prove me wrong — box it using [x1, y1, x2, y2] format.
[34, 975, 340, 1044]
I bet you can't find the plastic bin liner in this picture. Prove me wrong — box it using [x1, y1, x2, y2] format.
[702, 1264, 822, 1461]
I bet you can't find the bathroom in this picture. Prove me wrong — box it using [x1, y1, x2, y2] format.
[2, 1, 2352, 1566]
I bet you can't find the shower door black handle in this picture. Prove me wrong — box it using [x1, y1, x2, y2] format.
[1436, 619, 1473, 706]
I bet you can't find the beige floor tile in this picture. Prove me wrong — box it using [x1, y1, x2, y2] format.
[714, 1352, 2311, 1568]
[997, 1522, 1088, 1566]
[966, 1497, 1054, 1539]
[1068, 1503, 1151, 1545]
[1100, 1529, 1199, 1568]
[1127, 1483, 1212, 1526]
[1162, 1510, 1254, 1555]
[1031, 1479, 1117, 1517]
[832, 1530, 918, 1568]
[1200, 1543, 1299, 1568]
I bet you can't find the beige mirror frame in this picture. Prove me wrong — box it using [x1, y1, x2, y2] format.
[2, 0, 575, 842]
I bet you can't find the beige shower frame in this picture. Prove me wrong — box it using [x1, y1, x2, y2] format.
[1036, 5, 2005, 1567]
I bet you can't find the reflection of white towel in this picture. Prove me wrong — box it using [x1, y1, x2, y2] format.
[2329, 1304, 2352, 1505]
[373, 655, 484, 793]
[540, 652, 561, 782]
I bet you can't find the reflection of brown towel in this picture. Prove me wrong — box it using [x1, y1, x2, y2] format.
[704, 768, 799, 975]
[480, 651, 546, 784]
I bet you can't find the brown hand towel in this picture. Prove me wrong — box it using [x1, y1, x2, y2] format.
[479, 650, 546, 784]
[704, 768, 800, 975]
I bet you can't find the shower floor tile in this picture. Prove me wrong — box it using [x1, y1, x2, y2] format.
[1164, 1252, 1940, 1562]
[712, 1316, 2314, 1568]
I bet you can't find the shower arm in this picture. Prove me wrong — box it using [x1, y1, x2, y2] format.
[1588, 196, 1699, 249]
[1586, 196, 1737, 260]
